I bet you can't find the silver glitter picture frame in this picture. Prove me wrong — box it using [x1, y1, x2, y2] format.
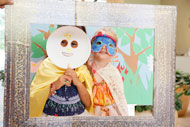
[4, 0, 176, 126]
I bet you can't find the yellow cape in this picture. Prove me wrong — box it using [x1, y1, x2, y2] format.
[30, 58, 93, 117]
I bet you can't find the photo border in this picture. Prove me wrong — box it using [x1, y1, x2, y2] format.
[4, 0, 176, 126]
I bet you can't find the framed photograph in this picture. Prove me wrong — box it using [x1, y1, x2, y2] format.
[4, 0, 176, 126]
[29, 23, 153, 118]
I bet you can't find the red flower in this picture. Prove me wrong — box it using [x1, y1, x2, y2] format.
[122, 77, 125, 82]
[97, 32, 103, 36]
[124, 68, 128, 75]
[117, 62, 125, 73]
[121, 65, 125, 71]
[54, 114, 58, 117]
[117, 63, 121, 73]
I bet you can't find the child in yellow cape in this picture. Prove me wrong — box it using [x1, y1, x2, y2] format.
[30, 26, 93, 117]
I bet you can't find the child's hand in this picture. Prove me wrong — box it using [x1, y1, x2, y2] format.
[0, 0, 13, 9]
[53, 75, 72, 90]
[64, 68, 81, 86]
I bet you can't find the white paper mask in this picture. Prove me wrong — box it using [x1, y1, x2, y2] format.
[46, 26, 91, 69]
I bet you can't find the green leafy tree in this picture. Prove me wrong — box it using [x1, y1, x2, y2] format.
[31, 25, 57, 59]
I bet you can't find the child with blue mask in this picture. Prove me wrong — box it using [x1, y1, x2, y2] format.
[88, 27, 128, 116]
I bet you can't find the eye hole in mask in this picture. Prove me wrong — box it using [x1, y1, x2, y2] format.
[61, 40, 68, 47]
[71, 40, 78, 48]
[109, 43, 114, 48]
[96, 41, 102, 45]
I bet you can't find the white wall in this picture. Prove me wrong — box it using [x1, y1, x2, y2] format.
[161, 0, 190, 55]
[176, 56, 190, 73]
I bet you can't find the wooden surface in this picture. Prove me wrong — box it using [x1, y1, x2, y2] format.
[107, 0, 125, 3]
[177, 103, 190, 127]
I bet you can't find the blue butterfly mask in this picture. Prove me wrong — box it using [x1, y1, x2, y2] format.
[92, 36, 116, 56]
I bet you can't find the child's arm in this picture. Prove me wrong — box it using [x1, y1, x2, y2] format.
[73, 80, 91, 108]
[65, 68, 91, 108]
